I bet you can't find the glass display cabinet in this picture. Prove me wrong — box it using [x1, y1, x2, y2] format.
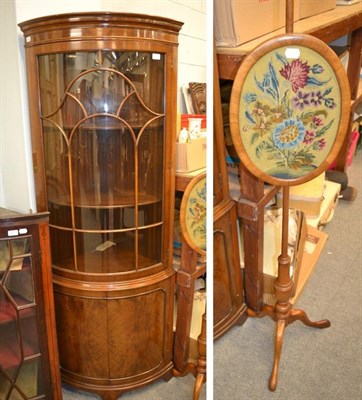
[0, 209, 61, 399]
[19, 13, 183, 399]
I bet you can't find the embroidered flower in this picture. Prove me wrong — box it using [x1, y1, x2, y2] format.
[310, 91, 323, 107]
[273, 119, 305, 149]
[293, 91, 310, 109]
[252, 119, 272, 137]
[251, 101, 270, 117]
[303, 130, 316, 144]
[312, 116, 323, 127]
[324, 98, 336, 109]
[244, 92, 257, 104]
[311, 64, 324, 74]
[313, 138, 327, 151]
[270, 105, 288, 123]
[280, 59, 310, 92]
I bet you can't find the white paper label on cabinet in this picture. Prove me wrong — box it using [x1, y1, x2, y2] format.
[152, 53, 161, 60]
[8, 229, 19, 237]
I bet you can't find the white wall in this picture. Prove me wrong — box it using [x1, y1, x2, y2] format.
[0, 0, 36, 213]
[0, 0, 206, 213]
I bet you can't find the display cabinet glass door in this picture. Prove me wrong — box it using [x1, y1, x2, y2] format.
[38, 51, 166, 274]
[0, 235, 45, 399]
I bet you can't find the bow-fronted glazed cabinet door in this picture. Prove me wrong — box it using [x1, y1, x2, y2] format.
[19, 13, 182, 400]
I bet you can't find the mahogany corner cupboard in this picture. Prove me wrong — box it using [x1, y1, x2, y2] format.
[19, 13, 183, 399]
[0, 209, 62, 399]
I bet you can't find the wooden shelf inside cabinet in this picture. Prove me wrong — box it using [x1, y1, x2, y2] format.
[48, 191, 160, 208]
[215, 4, 362, 310]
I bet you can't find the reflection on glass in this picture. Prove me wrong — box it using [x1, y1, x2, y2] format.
[5, 259, 35, 305]
[76, 231, 136, 273]
[0, 239, 10, 274]
[49, 228, 74, 270]
[19, 308, 40, 356]
[138, 225, 162, 269]
[12, 359, 43, 399]
[11, 238, 30, 257]
[38, 51, 166, 274]
[0, 238, 45, 399]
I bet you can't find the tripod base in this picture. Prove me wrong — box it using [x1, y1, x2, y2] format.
[247, 305, 330, 391]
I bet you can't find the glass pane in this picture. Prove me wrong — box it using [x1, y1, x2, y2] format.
[4, 259, 35, 306]
[139, 203, 162, 228]
[0, 239, 10, 278]
[76, 231, 136, 273]
[19, 308, 40, 356]
[105, 51, 165, 114]
[0, 319, 21, 369]
[11, 238, 30, 257]
[38, 50, 165, 276]
[70, 117, 135, 213]
[14, 358, 43, 399]
[138, 226, 162, 269]
[49, 227, 74, 270]
[43, 119, 71, 226]
[0, 370, 12, 399]
[0, 289, 17, 325]
[138, 123, 164, 226]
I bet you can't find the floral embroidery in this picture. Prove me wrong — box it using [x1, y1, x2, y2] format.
[293, 91, 310, 109]
[273, 119, 305, 149]
[239, 46, 340, 177]
[280, 59, 310, 92]
[186, 179, 206, 250]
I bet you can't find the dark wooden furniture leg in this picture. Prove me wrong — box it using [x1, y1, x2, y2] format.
[247, 187, 330, 391]
[193, 311, 206, 400]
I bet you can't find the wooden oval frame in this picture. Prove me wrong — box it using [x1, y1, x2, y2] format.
[180, 173, 206, 256]
[229, 33, 351, 187]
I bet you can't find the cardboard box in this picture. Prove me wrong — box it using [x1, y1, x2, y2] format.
[263, 223, 327, 305]
[336, 0, 362, 5]
[176, 136, 206, 173]
[214, 0, 336, 47]
[215, 0, 288, 47]
[262, 209, 307, 298]
[276, 173, 325, 218]
[307, 180, 341, 229]
[297, 0, 336, 20]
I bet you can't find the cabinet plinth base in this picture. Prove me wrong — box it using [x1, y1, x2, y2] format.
[61, 362, 174, 400]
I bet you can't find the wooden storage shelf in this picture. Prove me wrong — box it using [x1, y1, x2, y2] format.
[217, 3, 362, 80]
[55, 247, 157, 274]
[49, 191, 160, 208]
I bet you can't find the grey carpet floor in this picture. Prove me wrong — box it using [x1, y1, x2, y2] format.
[214, 149, 362, 400]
